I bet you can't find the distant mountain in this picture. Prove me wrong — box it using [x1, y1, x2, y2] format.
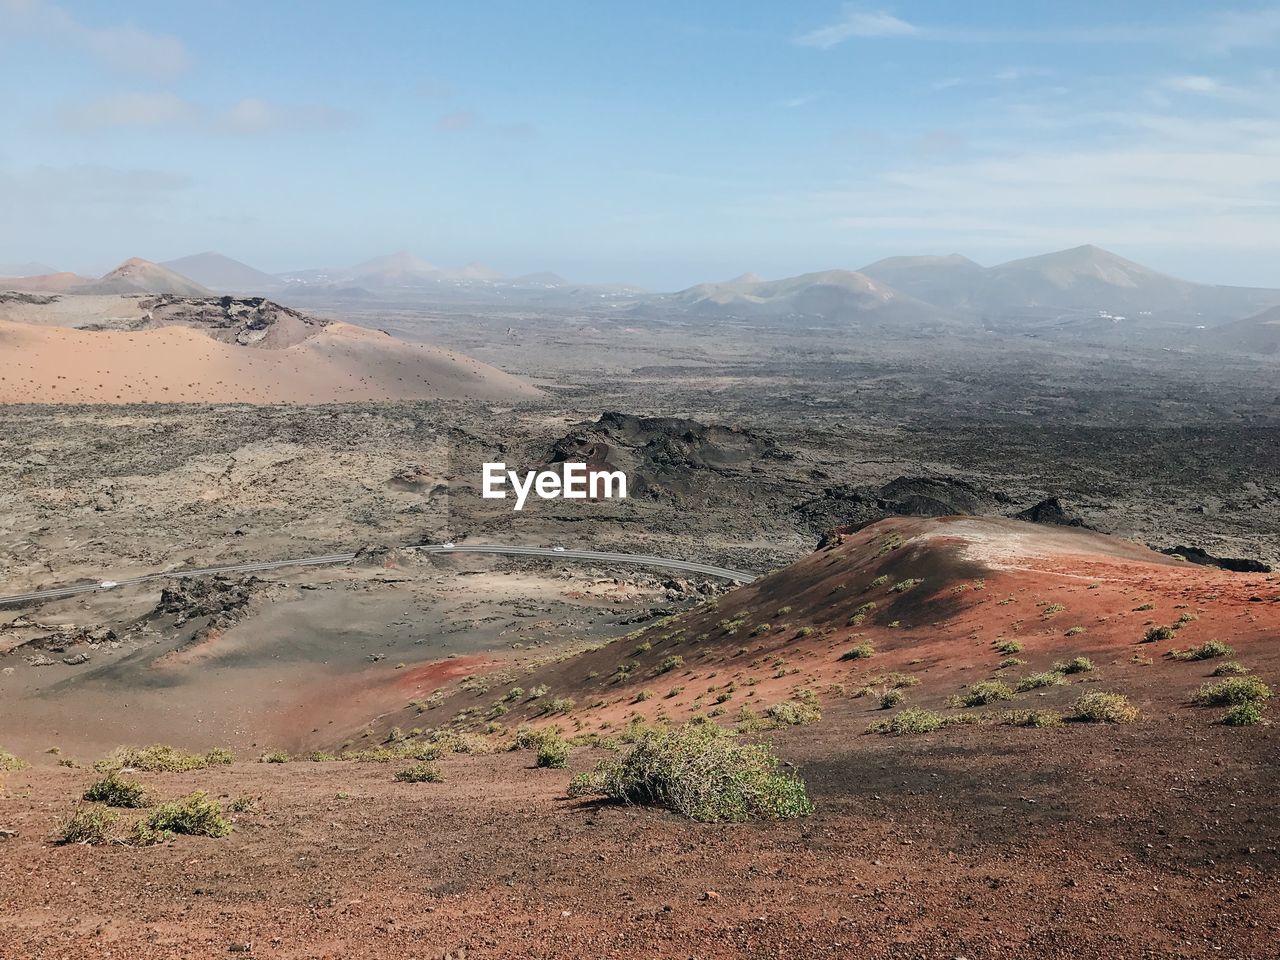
[859, 254, 989, 309]
[0, 261, 57, 278]
[280, 252, 506, 290]
[0, 271, 94, 293]
[860, 245, 1280, 323]
[509, 271, 569, 288]
[348, 251, 441, 282]
[665, 269, 944, 328]
[161, 252, 283, 294]
[76, 258, 211, 296]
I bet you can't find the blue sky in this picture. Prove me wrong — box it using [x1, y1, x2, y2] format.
[1, 1, 1278, 288]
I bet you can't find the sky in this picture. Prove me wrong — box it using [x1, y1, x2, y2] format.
[1, 0, 1278, 289]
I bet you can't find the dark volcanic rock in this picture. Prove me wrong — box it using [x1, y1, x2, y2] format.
[875, 476, 1006, 517]
[546, 411, 793, 497]
[1014, 496, 1088, 527]
[1158, 545, 1272, 573]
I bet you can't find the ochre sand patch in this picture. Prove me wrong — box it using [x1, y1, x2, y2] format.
[0, 319, 540, 404]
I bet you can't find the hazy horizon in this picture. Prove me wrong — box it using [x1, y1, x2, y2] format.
[2, 0, 1278, 289]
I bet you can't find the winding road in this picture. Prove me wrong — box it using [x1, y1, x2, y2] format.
[0, 543, 757, 609]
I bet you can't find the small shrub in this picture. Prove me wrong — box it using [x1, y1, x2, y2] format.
[635, 640, 653, 653]
[867, 708, 948, 735]
[869, 672, 919, 689]
[1211, 661, 1250, 677]
[1017, 671, 1065, 692]
[227, 796, 260, 813]
[1002, 709, 1064, 728]
[1064, 626, 1086, 637]
[132, 791, 232, 843]
[1070, 692, 1139, 723]
[891, 578, 924, 593]
[260, 750, 290, 764]
[956, 680, 1014, 707]
[764, 690, 822, 726]
[1055, 656, 1094, 674]
[567, 723, 812, 822]
[95, 745, 233, 773]
[1167, 640, 1234, 662]
[1042, 603, 1066, 616]
[1193, 677, 1272, 707]
[1142, 626, 1174, 643]
[0, 749, 28, 771]
[839, 642, 875, 662]
[868, 574, 890, 589]
[657, 655, 684, 674]
[394, 762, 444, 783]
[994, 640, 1023, 655]
[54, 806, 118, 845]
[527, 684, 550, 699]
[83, 772, 150, 808]
[536, 734, 571, 769]
[1220, 702, 1264, 727]
[541, 697, 575, 715]
[879, 689, 904, 710]
[997, 656, 1026, 669]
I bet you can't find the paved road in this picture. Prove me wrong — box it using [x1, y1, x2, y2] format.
[0, 544, 756, 608]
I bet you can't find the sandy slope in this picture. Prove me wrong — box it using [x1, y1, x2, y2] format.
[0, 317, 539, 404]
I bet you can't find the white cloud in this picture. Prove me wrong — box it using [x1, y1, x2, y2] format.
[749, 108, 1280, 256]
[795, 7, 917, 48]
[0, 0, 190, 78]
[1205, 7, 1280, 52]
[58, 93, 353, 134]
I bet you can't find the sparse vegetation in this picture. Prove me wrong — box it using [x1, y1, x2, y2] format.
[1064, 626, 1086, 637]
[879, 689, 904, 709]
[536, 733, 571, 769]
[1167, 640, 1234, 662]
[764, 689, 822, 726]
[838, 641, 875, 661]
[997, 656, 1026, 669]
[1220, 702, 1265, 727]
[1055, 656, 1095, 674]
[260, 750, 290, 764]
[54, 806, 118, 845]
[1070, 692, 1139, 723]
[867, 708, 953, 735]
[1016, 671, 1066, 692]
[567, 723, 812, 822]
[891, 578, 924, 593]
[1211, 661, 1250, 677]
[657, 655, 684, 674]
[83, 771, 150, 808]
[0, 748, 28, 771]
[94, 744, 233, 773]
[994, 639, 1023, 654]
[1001, 709, 1064, 728]
[131, 791, 232, 844]
[1193, 676, 1272, 707]
[1142, 625, 1174, 643]
[394, 762, 444, 783]
[954, 680, 1015, 707]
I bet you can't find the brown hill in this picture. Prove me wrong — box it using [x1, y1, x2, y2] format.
[0, 295, 540, 404]
[375, 515, 1278, 741]
[74, 257, 211, 296]
[0, 271, 95, 293]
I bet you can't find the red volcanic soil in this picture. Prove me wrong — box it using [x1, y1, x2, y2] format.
[2, 517, 1278, 958]
[376, 516, 1280, 740]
